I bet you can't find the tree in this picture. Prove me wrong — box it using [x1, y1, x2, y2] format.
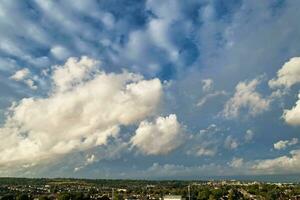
[16, 194, 30, 200]
[38, 196, 50, 200]
[99, 195, 110, 200]
[247, 184, 259, 195]
[208, 194, 215, 200]
[228, 189, 243, 200]
[211, 189, 223, 199]
[113, 192, 123, 200]
[197, 188, 211, 200]
[265, 189, 280, 200]
[57, 193, 71, 200]
[1, 194, 15, 200]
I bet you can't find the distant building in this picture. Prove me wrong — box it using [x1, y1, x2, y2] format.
[163, 195, 184, 200]
[117, 188, 127, 192]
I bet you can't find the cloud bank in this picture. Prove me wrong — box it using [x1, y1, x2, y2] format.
[252, 149, 300, 174]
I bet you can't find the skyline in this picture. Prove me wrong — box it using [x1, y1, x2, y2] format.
[0, 0, 300, 180]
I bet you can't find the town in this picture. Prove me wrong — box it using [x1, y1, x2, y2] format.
[0, 178, 300, 200]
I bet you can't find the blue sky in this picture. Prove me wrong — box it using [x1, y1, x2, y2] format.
[1, 0, 300, 179]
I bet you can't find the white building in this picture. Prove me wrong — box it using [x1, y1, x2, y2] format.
[163, 195, 185, 200]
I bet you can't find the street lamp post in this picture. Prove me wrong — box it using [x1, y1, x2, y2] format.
[188, 185, 191, 200]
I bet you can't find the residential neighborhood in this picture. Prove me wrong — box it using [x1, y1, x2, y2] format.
[0, 178, 300, 200]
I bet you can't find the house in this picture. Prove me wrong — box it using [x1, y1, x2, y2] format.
[163, 195, 184, 200]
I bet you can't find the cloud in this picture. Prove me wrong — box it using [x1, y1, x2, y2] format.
[10, 68, 30, 81]
[130, 114, 184, 155]
[10, 68, 37, 90]
[224, 135, 239, 150]
[252, 149, 300, 174]
[199, 124, 219, 134]
[229, 157, 244, 168]
[244, 129, 254, 142]
[50, 45, 72, 60]
[24, 79, 38, 90]
[194, 147, 216, 157]
[197, 90, 227, 108]
[51, 56, 99, 92]
[269, 57, 300, 89]
[121, 16, 180, 75]
[274, 138, 298, 150]
[134, 162, 226, 179]
[223, 78, 271, 119]
[1, 0, 300, 178]
[117, 0, 201, 76]
[201, 78, 213, 92]
[187, 124, 221, 157]
[74, 154, 97, 172]
[283, 93, 300, 126]
[86, 154, 96, 165]
[0, 56, 163, 167]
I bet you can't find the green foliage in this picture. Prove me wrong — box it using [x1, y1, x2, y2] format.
[197, 188, 211, 200]
[57, 193, 71, 200]
[208, 194, 215, 200]
[38, 196, 50, 200]
[16, 194, 30, 200]
[247, 184, 259, 195]
[291, 185, 300, 195]
[1, 194, 15, 200]
[265, 188, 281, 200]
[113, 192, 123, 200]
[57, 192, 90, 200]
[228, 188, 243, 200]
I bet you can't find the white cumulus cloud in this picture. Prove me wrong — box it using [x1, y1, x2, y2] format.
[223, 78, 271, 119]
[51, 56, 99, 92]
[24, 79, 38, 90]
[269, 57, 300, 89]
[224, 135, 239, 150]
[0, 56, 163, 167]
[274, 138, 298, 150]
[10, 68, 37, 90]
[131, 114, 184, 155]
[252, 149, 300, 174]
[283, 93, 300, 126]
[244, 129, 255, 142]
[86, 154, 96, 165]
[10, 68, 30, 81]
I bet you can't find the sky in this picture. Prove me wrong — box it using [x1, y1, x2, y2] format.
[1, 0, 300, 180]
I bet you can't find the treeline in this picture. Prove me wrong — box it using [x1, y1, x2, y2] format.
[0, 178, 48, 186]
[1, 192, 93, 200]
[0, 178, 199, 187]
